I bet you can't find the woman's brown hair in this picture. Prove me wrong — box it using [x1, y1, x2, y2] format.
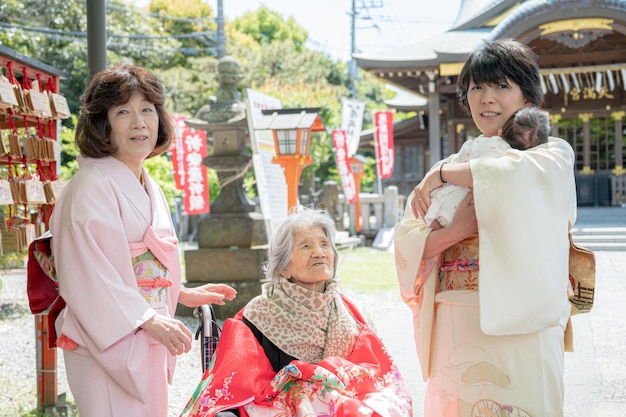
[75, 64, 173, 159]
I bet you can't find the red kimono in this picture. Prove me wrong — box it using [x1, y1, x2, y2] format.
[180, 296, 413, 417]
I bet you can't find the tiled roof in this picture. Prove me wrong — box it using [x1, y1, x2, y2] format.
[354, 0, 626, 69]
[353, 29, 491, 69]
[488, 0, 626, 40]
[384, 88, 427, 110]
[450, 0, 512, 31]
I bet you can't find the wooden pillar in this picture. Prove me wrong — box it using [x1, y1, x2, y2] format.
[446, 120, 455, 155]
[549, 114, 561, 137]
[612, 111, 625, 175]
[579, 113, 593, 174]
[456, 123, 465, 152]
[35, 315, 57, 410]
[428, 94, 441, 167]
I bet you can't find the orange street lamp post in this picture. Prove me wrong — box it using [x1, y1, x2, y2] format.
[259, 108, 325, 211]
[350, 154, 367, 233]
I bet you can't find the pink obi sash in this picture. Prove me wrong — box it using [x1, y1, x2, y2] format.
[439, 258, 480, 291]
[128, 225, 178, 271]
[129, 226, 178, 309]
[440, 258, 479, 273]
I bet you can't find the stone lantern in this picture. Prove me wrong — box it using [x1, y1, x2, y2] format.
[183, 56, 268, 319]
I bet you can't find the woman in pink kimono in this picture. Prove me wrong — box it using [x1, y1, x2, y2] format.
[50, 64, 237, 417]
[394, 39, 577, 416]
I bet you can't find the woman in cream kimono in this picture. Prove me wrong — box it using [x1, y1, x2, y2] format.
[50, 65, 236, 417]
[394, 39, 577, 417]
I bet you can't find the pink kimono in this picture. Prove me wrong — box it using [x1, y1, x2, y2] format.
[50, 156, 182, 417]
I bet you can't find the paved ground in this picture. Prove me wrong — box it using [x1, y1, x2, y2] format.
[1, 206, 624, 416]
[379, 250, 626, 417]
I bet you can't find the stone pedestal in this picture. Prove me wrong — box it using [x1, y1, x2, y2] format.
[181, 246, 267, 319]
[197, 212, 267, 248]
[182, 112, 268, 319]
[186, 246, 267, 282]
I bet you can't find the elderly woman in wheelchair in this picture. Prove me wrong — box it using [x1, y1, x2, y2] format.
[180, 208, 412, 417]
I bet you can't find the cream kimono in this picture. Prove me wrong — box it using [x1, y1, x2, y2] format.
[394, 137, 577, 417]
[50, 156, 182, 417]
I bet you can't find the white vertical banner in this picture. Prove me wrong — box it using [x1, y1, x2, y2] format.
[340, 99, 366, 157]
[245, 89, 288, 235]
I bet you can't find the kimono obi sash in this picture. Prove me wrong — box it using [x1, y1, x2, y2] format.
[129, 226, 178, 309]
[439, 259, 480, 291]
[438, 235, 480, 292]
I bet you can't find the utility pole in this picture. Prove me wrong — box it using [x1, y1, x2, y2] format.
[216, 0, 225, 58]
[86, 0, 107, 78]
[349, 0, 357, 98]
[348, 0, 383, 98]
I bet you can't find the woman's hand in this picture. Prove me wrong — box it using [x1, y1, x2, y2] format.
[449, 192, 478, 239]
[421, 192, 477, 259]
[412, 161, 474, 219]
[178, 283, 237, 308]
[412, 166, 445, 219]
[140, 315, 192, 355]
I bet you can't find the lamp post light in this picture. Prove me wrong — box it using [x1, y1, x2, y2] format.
[258, 108, 325, 211]
[350, 154, 368, 233]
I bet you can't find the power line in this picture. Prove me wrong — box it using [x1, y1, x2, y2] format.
[0, 22, 215, 41]
[0, 23, 216, 55]
[108, 2, 217, 25]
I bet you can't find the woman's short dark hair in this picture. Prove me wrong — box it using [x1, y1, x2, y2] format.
[457, 38, 544, 115]
[75, 64, 173, 159]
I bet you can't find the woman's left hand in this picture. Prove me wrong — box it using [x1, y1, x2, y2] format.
[179, 283, 237, 308]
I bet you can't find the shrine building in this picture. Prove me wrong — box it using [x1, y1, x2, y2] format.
[354, 0, 626, 206]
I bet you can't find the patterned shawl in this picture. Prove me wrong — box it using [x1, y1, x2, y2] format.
[243, 277, 361, 363]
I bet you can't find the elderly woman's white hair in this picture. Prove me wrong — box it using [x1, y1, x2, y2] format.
[263, 207, 339, 281]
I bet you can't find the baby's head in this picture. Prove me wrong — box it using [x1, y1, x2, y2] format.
[500, 107, 550, 150]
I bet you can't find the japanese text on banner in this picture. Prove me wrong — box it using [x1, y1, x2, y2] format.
[331, 130, 356, 203]
[374, 111, 395, 179]
[340, 99, 365, 157]
[170, 115, 210, 215]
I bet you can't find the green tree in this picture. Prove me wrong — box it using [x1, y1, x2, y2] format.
[0, 0, 396, 211]
[233, 7, 308, 51]
[155, 56, 220, 116]
[143, 155, 182, 211]
[0, 0, 184, 114]
[146, 0, 216, 66]
[58, 116, 79, 180]
[225, 8, 395, 194]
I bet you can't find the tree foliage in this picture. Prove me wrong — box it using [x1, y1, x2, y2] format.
[0, 0, 395, 207]
[232, 7, 308, 52]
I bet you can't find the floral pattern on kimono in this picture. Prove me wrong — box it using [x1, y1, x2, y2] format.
[133, 250, 171, 309]
[180, 296, 413, 417]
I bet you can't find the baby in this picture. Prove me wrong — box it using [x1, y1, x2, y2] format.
[425, 106, 550, 229]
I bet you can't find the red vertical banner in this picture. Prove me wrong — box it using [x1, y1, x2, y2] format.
[169, 115, 210, 215]
[374, 111, 395, 179]
[331, 130, 356, 204]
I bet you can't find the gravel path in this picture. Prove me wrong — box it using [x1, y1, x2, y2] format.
[0, 270, 424, 417]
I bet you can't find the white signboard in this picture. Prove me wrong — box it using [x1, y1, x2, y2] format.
[340, 98, 366, 157]
[245, 89, 288, 235]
